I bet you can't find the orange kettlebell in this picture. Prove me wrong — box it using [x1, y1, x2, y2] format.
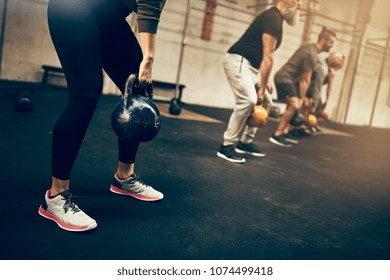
[246, 105, 268, 127]
[306, 113, 318, 127]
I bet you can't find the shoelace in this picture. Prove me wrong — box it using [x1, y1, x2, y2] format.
[129, 174, 150, 188]
[61, 195, 81, 214]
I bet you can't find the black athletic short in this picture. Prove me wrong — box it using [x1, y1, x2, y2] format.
[275, 82, 299, 101]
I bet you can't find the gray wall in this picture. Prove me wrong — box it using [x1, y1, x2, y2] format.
[1, 0, 389, 128]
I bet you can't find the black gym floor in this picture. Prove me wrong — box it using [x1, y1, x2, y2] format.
[1, 80, 389, 260]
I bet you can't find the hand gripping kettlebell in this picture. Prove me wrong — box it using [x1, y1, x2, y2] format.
[111, 74, 161, 142]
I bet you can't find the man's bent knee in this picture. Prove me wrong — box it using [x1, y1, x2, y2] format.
[288, 97, 300, 111]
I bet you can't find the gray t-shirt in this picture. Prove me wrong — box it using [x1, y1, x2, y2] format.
[121, 0, 166, 33]
[311, 59, 328, 108]
[274, 43, 318, 84]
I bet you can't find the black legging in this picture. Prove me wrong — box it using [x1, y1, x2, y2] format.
[48, 0, 141, 180]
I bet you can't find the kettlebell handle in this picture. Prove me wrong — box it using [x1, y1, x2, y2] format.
[124, 74, 137, 97]
[124, 73, 153, 98]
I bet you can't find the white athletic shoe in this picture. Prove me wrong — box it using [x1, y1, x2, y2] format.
[38, 190, 97, 232]
[110, 173, 164, 201]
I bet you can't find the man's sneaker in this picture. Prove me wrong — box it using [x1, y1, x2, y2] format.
[269, 134, 293, 147]
[38, 190, 97, 232]
[284, 132, 300, 144]
[110, 173, 164, 201]
[235, 142, 266, 157]
[309, 126, 323, 135]
[217, 144, 246, 163]
[290, 128, 311, 138]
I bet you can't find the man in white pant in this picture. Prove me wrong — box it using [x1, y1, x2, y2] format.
[217, 0, 302, 163]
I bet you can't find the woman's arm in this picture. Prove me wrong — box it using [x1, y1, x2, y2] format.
[136, 0, 165, 84]
[138, 33, 156, 85]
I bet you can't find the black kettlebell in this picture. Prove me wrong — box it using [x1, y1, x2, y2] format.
[290, 111, 305, 126]
[111, 74, 161, 142]
[169, 97, 182, 116]
[269, 106, 281, 118]
[14, 87, 35, 112]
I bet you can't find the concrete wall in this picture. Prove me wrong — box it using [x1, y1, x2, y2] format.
[1, 0, 389, 127]
[346, 24, 390, 128]
[154, 0, 267, 108]
[1, 0, 57, 81]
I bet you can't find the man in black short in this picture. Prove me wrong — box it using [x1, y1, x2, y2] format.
[269, 28, 337, 147]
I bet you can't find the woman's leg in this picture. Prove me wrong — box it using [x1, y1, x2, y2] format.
[97, 1, 163, 201]
[97, 1, 142, 178]
[48, 0, 104, 194]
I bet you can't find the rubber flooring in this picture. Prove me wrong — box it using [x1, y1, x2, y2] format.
[1, 81, 389, 260]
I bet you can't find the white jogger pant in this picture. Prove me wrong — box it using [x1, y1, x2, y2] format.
[222, 53, 272, 146]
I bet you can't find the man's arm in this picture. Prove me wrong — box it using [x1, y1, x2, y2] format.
[258, 33, 277, 102]
[324, 68, 336, 107]
[312, 67, 323, 104]
[299, 71, 312, 99]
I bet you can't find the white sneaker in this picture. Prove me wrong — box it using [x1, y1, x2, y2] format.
[38, 190, 97, 232]
[110, 173, 164, 201]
